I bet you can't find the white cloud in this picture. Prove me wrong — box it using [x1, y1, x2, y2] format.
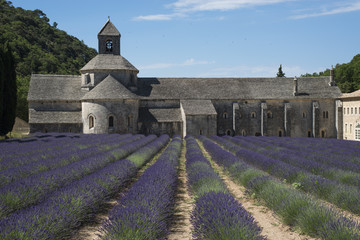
[291, 1, 360, 19]
[139, 58, 215, 70]
[134, 0, 291, 21]
[169, 0, 290, 12]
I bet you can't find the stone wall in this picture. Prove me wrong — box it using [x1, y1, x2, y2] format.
[185, 115, 217, 136]
[82, 99, 139, 134]
[342, 98, 360, 140]
[30, 123, 82, 133]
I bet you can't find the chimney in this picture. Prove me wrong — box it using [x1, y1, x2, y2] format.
[293, 76, 298, 96]
[329, 65, 335, 86]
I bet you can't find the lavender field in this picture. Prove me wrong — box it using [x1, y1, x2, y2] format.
[1, 133, 360, 239]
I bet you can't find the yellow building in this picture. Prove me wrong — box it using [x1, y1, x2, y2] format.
[341, 90, 360, 141]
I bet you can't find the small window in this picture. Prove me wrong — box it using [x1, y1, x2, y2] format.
[223, 112, 228, 119]
[226, 130, 232, 136]
[307, 130, 311, 137]
[106, 39, 113, 52]
[251, 112, 256, 118]
[267, 111, 272, 119]
[347, 108, 350, 114]
[345, 124, 348, 133]
[241, 129, 246, 136]
[109, 116, 114, 128]
[356, 108, 358, 115]
[344, 108, 346, 114]
[89, 116, 94, 129]
[279, 130, 283, 137]
[199, 129, 203, 135]
[350, 124, 353, 134]
[351, 108, 354, 114]
[326, 111, 329, 119]
[302, 112, 307, 118]
[323, 111, 326, 118]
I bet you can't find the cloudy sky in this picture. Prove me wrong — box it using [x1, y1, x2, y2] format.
[10, 0, 360, 77]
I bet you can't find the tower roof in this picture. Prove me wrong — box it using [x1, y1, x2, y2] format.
[98, 19, 121, 36]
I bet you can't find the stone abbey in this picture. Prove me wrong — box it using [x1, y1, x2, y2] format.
[28, 20, 343, 138]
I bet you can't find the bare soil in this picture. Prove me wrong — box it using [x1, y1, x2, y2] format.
[198, 141, 317, 240]
[167, 141, 194, 240]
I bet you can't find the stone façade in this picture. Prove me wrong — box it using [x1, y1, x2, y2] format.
[27, 20, 343, 138]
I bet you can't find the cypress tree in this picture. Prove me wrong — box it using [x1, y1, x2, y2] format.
[0, 43, 17, 136]
[277, 64, 285, 77]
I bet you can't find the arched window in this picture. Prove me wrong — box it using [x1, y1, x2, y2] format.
[278, 130, 283, 137]
[109, 116, 114, 128]
[251, 112, 256, 118]
[302, 112, 307, 118]
[199, 129, 203, 135]
[326, 111, 329, 118]
[223, 112, 228, 119]
[89, 116, 94, 129]
[323, 111, 326, 118]
[226, 129, 232, 136]
[267, 111, 272, 119]
[106, 39, 113, 52]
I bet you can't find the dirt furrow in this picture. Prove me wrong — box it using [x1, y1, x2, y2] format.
[167, 141, 194, 240]
[198, 141, 316, 240]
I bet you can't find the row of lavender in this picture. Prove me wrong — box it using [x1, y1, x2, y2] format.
[199, 136, 360, 239]
[100, 135, 182, 239]
[0, 134, 154, 219]
[0, 133, 136, 187]
[185, 136, 264, 240]
[0, 134, 169, 239]
[220, 136, 360, 216]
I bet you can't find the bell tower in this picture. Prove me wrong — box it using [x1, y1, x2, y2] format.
[98, 18, 121, 55]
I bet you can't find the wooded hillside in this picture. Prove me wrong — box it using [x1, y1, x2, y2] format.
[0, 0, 97, 121]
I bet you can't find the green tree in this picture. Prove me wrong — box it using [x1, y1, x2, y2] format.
[277, 64, 285, 77]
[0, 43, 17, 136]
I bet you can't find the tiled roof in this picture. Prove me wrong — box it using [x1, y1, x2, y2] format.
[340, 89, 360, 99]
[29, 110, 82, 124]
[27, 74, 84, 101]
[138, 108, 182, 122]
[136, 77, 342, 100]
[82, 74, 138, 100]
[80, 54, 138, 72]
[181, 100, 217, 115]
[98, 20, 120, 36]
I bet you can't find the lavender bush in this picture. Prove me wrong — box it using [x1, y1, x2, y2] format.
[100, 135, 181, 239]
[186, 136, 264, 240]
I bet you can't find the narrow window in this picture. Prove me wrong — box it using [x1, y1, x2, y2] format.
[106, 39, 113, 52]
[267, 111, 272, 118]
[347, 108, 349, 114]
[223, 112, 228, 119]
[251, 112, 256, 118]
[356, 108, 358, 115]
[226, 130, 232, 136]
[109, 116, 114, 128]
[89, 116, 94, 129]
[279, 130, 282, 137]
[242, 130, 246, 136]
[351, 108, 354, 114]
[199, 129, 203, 135]
[326, 111, 329, 119]
[302, 112, 307, 118]
[323, 111, 326, 118]
[345, 124, 348, 133]
[344, 108, 346, 114]
[350, 124, 353, 134]
[307, 130, 311, 137]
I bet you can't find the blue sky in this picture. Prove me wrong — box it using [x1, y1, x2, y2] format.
[10, 0, 360, 78]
